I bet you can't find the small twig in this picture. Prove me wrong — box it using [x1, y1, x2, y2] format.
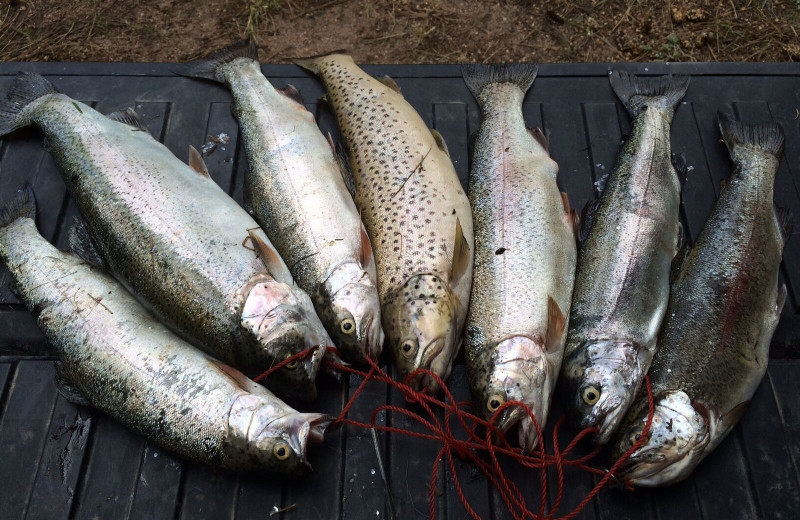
[269, 503, 297, 516]
[371, 428, 396, 520]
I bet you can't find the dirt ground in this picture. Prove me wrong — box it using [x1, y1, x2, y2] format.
[0, 1, 798, 63]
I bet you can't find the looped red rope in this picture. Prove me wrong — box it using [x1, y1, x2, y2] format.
[254, 346, 655, 520]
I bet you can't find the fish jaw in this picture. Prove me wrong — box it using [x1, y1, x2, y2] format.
[388, 273, 462, 394]
[562, 339, 648, 444]
[612, 390, 710, 487]
[320, 262, 385, 365]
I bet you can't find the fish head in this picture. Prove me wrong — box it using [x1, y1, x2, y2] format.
[477, 335, 551, 452]
[388, 273, 462, 394]
[241, 277, 332, 399]
[611, 390, 709, 487]
[562, 339, 645, 444]
[320, 262, 385, 365]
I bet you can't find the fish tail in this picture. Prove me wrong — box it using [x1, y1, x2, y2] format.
[461, 63, 538, 104]
[0, 72, 57, 137]
[609, 70, 689, 119]
[718, 112, 784, 159]
[175, 39, 259, 82]
[0, 184, 36, 229]
[290, 50, 348, 75]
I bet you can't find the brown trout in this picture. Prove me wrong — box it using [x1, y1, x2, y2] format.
[293, 52, 474, 393]
[179, 41, 384, 366]
[0, 72, 331, 401]
[462, 64, 577, 451]
[560, 71, 689, 443]
[0, 187, 331, 475]
[611, 115, 789, 486]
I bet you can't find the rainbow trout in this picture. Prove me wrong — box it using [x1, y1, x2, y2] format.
[611, 115, 789, 486]
[560, 71, 689, 443]
[462, 64, 577, 452]
[0, 73, 331, 400]
[293, 52, 474, 393]
[178, 41, 384, 365]
[0, 188, 331, 475]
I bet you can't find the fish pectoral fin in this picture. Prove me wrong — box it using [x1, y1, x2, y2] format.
[776, 282, 787, 317]
[450, 217, 471, 287]
[528, 127, 549, 154]
[545, 296, 566, 352]
[248, 229, 294, 285]
[209, 358, 256, 392]
[430, 128, 450, 157]
[359, 225, 374, 269]
[376, 75, 402, 93]
[54, 363, 92, 407]
[106, 107, 151, 135]
[277, 84, 305, 105]
[188, 145, 212, 178]
[578, 198, 601, 248]
[775, 205, 793, 245]
[560, 192, 580, 240]
[670, 241, 690, 285]
[330, 134, 357, 198]
[69, 217, 105, 268]
[720, 401, 749, 431]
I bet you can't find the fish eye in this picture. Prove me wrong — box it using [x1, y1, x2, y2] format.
[486, 394, 506, 413]
[582, 386, 601, 405]
[285, 355, 299, 369]
[273, 441, 291, 460]
[400, 339, 417, 357]
[340, 317, 356, 335]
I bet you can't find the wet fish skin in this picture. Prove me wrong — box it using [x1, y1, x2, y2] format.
[611, 115, 788, 487]
[461, 64, 576, 452]
[179, 41, 384, 365]
[0, 72, 330, 401]
[0, 199, 331, 476]
[293, 53, 474, 393]
[560, 71, 689, 444]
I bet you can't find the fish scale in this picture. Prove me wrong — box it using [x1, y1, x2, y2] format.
[295, 53, 473, 392]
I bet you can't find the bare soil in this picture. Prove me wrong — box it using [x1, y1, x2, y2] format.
[0, 1, 798, 63]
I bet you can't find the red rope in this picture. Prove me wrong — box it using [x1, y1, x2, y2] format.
[255, 346, 655, 520]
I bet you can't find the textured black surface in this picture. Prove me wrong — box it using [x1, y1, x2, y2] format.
[0, 63, 799, 519]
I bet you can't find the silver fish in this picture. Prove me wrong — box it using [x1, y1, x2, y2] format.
[178, 41, 384, 366]
[293, 52, 474, 393]
[611, 115, 789, 486]
[0, 188, 332, 475]
[560, 71, 689, 443]
[0, 72, 331, 401]
[461, 64, 577, 452]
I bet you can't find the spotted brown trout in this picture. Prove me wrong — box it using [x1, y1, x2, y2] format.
[0, 72, 332, 401]
[0, 187, 332, 475]
[611, 115, 789, 486]
[560, 71, 689, 443]
[461, 64, 577, 452]
[179, 41, 384, 366]
[293, 52, 474, 393]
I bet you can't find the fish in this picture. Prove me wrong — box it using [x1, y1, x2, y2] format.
[461, 64, 577, 452]
[178, 41, 384, 366]
[560, 71, 689, 443]
[611, 114, 789, 487]
[0, 72, 332, 401]
[0, 186, 332, 475]
[293, 52, 474, 393]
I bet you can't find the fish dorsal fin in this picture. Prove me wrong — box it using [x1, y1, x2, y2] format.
[431, 128, 450, 157]
[528, 127, 549, 153]
[277, 84, 304, 105]
[359, 225, 373, 268]
[188, 145, 211, 178]
[545, 296, 566, 351]
[450, 217, 471, 287]
[69, 217, 105, 268]
[248, 229, 293, 285]
[578, 198, 601, 248]
[775, 205, 794, 245]
[329, 133, 356, 198]
[107, 108, 151, 135]
[376, 75, 401, 93]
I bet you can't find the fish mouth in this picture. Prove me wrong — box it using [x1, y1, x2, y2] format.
[585, 397, 626, 445]
[408, 337, 448, 393]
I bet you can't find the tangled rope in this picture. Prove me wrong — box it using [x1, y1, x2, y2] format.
[254, 347, 655, 520]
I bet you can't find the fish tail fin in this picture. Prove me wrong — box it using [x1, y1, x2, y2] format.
[0, 72, 57, 137]
[175, 39, 259, 82]
[0, 184, 36, 229]
[609, 70, 689, 119]
[718, 112, 784, 160]
[290, 50, 348, 75]
[461, 63, 538, 104]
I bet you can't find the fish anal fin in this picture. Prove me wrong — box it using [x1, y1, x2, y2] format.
[69, 217, 105, 268]
[55, 363, 92, 407]
[544, 296, 566, 351]
[376, 75, 402, 93]
[777, 283, 787, 316]
[188, 145, 211, 178]
[579, 198, 601, 247]
[775, 205, 793, 245]
[450, 217, 471, 287]
[528, 127, 549, 153]
[248, 229, 293, 285]
[107, 107, 151, 135]
[431, 128, 450, 156]
[277, 84, 304, 105]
